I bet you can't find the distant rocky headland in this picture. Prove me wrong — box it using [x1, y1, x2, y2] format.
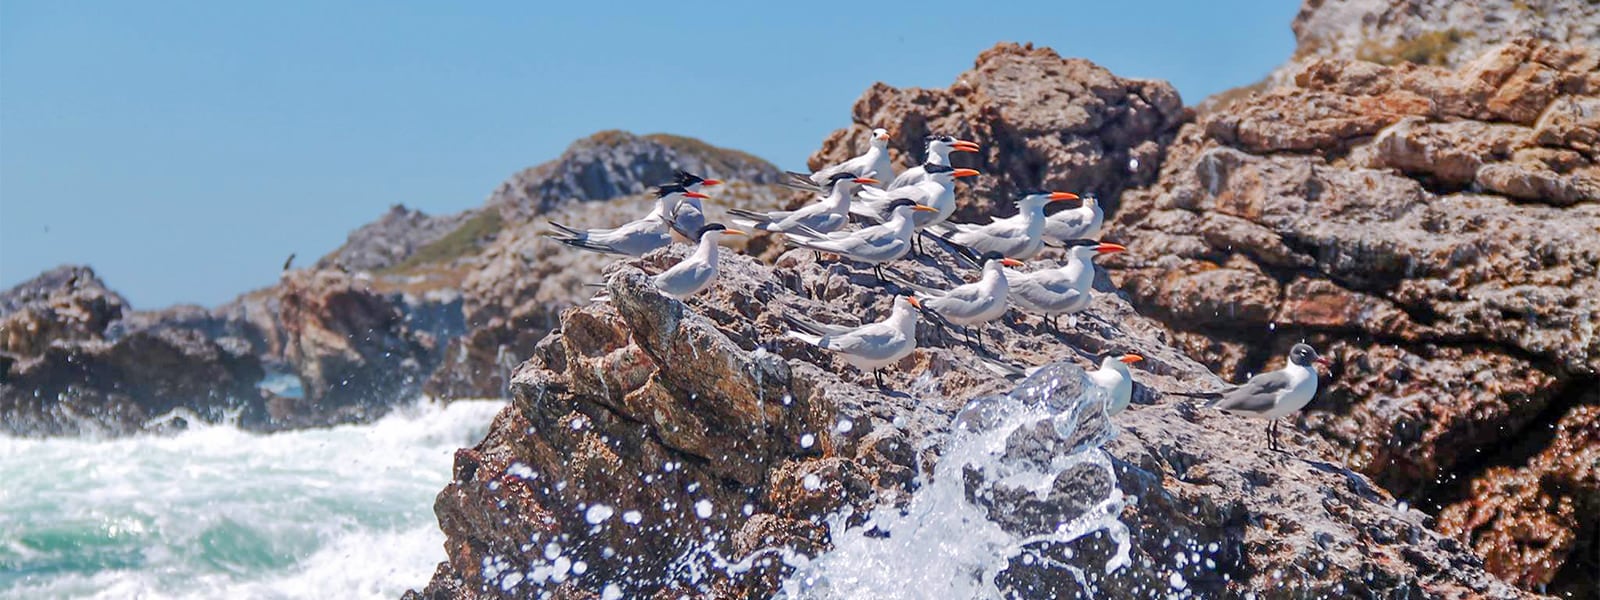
[3, 0, 1596, 597]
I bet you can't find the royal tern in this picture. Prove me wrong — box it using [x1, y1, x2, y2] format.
[784, 295, 923, 388]
[787, 127, 894, 190]
[853, 164, 979, 231]
[1044, 194, 1104, 244]
[1089, 353, 1143, 416]
[887, 135, 979, 191]
[1175, 344, 1329, 451]
[1004, 240, 1126, 332]
[930, 191, 1080, 260]
[785, 198, 936, 280]
[726, 173, 877, 235]
[545, 188, 707, 256]
[894, 251, 1021, 348]
[652, 223, 746, 299]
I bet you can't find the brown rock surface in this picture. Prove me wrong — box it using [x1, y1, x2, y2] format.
[1439, 403, 1600, 595]
[1104, 38, 1600, 591]
[414, 239, 1529, 598]
[806, 42, 1186, 220]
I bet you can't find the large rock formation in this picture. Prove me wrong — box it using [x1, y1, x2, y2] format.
[1103, 38, 1599, 593]
[0, 266, 268, 435]
[411, 240, 1529, 598]
[317, 204, 477, 272]
[806, 42, 1187, 220]
[1288, 0, 1599, 70]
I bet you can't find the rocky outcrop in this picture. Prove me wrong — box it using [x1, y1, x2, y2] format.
[489, 131, 785, 222]
[806, 42, 1187, 220]
[273, 269, 439, 422]
[1103, 38, 1599, 591]
[413, 240, 1529, 598]
[317, 204, 476, 272]
[424, 182, 794, 400]
[0, 267, 268, 435]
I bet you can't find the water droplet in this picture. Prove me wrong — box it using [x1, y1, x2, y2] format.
[802, 474, 822, 491]
[585, 504, 614, 524]
[835, 418, 853, 433]
[623, 510, 643, 525]
[695, 499, 714, 519]
[800, 433, 816, 448]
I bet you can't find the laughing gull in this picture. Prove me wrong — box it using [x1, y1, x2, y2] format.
[1176, 343, 1329, 451]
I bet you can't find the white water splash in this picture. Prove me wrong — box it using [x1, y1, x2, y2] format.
[779, 362, 1130, 599]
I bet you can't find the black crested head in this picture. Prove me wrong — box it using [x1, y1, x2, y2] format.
[656, 184, 690, 197]
[981, 250, 1007, 264]
[1288, 343, 1320, 367]
[1060, 239, 1098, 249]
[1015, 190, 1049, 202]
[924, 163, 956, 174]
[827, 172, 858, 184]
[887, 198, 920, 211]
[925, 134, 955, 144]
[695, 223, 729, 239]
[673, 170, 705, 186]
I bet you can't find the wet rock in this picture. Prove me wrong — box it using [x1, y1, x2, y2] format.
[416, 225, 1523, 597]
[0, 265, 127, 357]
[806, 42, 1187, 220]
[1105, 38, 1599, 590]
[274, 269, 437, 420]
[1439, 403, 1600, 595]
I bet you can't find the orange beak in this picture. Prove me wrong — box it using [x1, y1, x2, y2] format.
[877, 131, 891, 141]
[1119, 354, 1144, 364]
[854, 177, 880, 185]
[952, 140, 980, 152]
[905, 295, 921, 308]
[952, 168, 980, 178]
[1000, 258, 1024, 267]
[700, 179, 722, 187]
[684, 191, 710, 199]
[1048, 191, 1081, 202]
[723, 229, 748, 237]
[911, 205, 939, 213]
[1095, 242, 1126, 254]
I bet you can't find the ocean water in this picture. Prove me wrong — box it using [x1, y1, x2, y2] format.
[0, 399, 505, 600]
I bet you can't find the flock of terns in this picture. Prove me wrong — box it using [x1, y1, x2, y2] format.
[543, 128, 1329, 451]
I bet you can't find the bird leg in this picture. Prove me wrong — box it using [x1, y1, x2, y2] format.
[1268, 420, 1280, 452]
[873, 264, 887, 282]
[873, 369, 885, 389]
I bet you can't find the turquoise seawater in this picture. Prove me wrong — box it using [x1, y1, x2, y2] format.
[0, 399, 505, 599]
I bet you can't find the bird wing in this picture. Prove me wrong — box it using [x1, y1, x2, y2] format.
[1045, 210, 1093, 240]
[888, 166, 926, 190]
[668, 197, 705, 239]
[1211, 371, 1293, 413]
[820, 323, 904, 360]
[653, 259, 714, 297]
[1005, 270, 1081, 312]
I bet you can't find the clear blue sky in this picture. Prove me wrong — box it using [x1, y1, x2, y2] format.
[1, 1, 1298, 308]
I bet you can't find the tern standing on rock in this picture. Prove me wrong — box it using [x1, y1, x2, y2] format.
[727, 173, 877, 235]
[888, 135, 980, 190]
[653, 224, 746, 299]
[1043, 194, 1104, 244]
[1004, 240, 1126, 332]
[894, 251, 1021, 349]
[544, 187, 709, 256]
[930, 191, 1080, 260]
[1089, 353, 1143, 415]
[1175, 343, 1329, 451]
[784, 295, 923, 388]
[788, 127, 894, 190]
[784, 198, 936, 280]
